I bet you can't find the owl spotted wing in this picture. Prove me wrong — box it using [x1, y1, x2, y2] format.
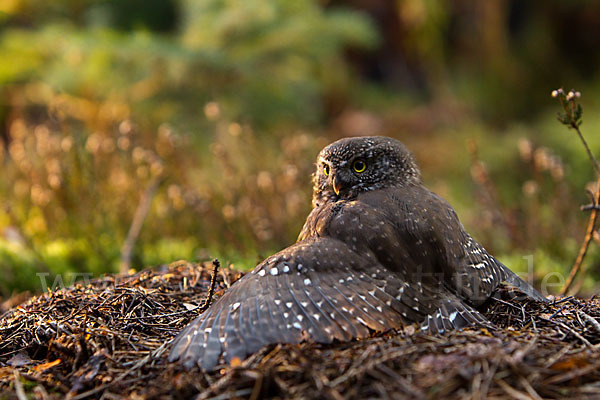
[364, 186, 547, 305]
[428, 195, 547, 305]
[168, 237, 427, 370]
[450, 233, 547, 304]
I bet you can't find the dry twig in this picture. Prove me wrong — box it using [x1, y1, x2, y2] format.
[120, 176, 162, 274]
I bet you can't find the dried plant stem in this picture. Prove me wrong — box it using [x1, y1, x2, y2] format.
[120, 177, 161, 274]
[561, 176, 600, 295]
[199, 259, 220, 313]
[555, 92, 600, 295]
[466, 140, 521, 246]
[572, 125, 600, 175]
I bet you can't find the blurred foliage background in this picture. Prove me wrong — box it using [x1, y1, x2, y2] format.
[2, 0, 600, 298]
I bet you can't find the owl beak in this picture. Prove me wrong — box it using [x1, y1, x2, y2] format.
[332, 175, 342, 195]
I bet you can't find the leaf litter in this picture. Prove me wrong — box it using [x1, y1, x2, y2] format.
[1, 261, 600, 399]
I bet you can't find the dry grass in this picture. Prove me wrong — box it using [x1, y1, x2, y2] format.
[1, 261, 600, 399]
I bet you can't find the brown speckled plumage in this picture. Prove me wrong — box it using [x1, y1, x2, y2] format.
[169, 136, 547, 370]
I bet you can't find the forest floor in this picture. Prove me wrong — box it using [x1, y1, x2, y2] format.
[1, 261, 600, 399]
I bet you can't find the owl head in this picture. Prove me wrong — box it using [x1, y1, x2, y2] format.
[312, 136, 421, 207]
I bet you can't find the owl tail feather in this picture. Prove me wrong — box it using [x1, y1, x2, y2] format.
[420, 294, 493, 334]
[498, 264, 548, 303]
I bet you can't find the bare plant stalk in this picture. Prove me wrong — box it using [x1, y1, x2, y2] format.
[554, 89, 600, 295]
[467, 140, 521, 247]
[561, 175, 600, 295]
[198, 259, 221, 313]
[573, 124, 600, 175]
[120, 177, 160, 274]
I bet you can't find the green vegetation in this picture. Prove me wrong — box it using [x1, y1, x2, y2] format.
[2, 0, 600, 297]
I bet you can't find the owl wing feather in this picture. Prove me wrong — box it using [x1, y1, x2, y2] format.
[168, 236, 435, 370]
[374, 185, 547, 305]
[420, 292, 492, 334]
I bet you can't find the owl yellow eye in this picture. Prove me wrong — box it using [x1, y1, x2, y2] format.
[323, 164, 330, 176]
[352, 159, 367, 173]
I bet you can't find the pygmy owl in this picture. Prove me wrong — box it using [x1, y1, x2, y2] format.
[169, 136, 546, 369]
